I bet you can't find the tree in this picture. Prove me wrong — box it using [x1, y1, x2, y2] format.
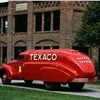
[75, 2, 100, 73]
[75, 2, 100, 50]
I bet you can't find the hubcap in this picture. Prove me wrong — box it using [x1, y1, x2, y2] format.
[2, 74, 8, 83]
[45, 82, 52, 89]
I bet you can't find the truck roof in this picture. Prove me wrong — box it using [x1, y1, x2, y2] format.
[25, 49, 76, 53]
[20, 49, 81, 56]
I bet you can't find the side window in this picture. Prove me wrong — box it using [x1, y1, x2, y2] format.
[19, 55, 24, 61]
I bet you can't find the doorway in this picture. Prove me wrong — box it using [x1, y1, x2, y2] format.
[0, 47, 7, 66]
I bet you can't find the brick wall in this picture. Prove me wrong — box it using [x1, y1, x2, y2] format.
[0, 1, 90, 64]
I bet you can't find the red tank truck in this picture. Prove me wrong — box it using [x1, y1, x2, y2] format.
[0, 49, 97, 90]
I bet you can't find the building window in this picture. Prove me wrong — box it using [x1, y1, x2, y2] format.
[53, 10, 60, 30]
[35, 46, 41, 50]
[35, 45, 59, 50]
[44, 12, 51, 31]
[52, 46, 59, 49]
[2, 47, 7, 63]
[14, 47, 26, 59]
[35, 10, 60, 32]
[3, 16, 8, 33]
[15, 14, 27, 32]
[0, 17, 8, 34]
[43, 46, 50, 49]
[35, 13, 42, 31]
[0, 47, 7, 65]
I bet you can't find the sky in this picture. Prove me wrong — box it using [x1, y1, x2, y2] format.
[0, 0, 100, 3]
[0, 0, 8, 3]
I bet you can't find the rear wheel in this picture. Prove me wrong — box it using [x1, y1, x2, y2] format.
[44, 82, 61, 90]
[1, 73, 11, 84]
[68, 82, 85, 91]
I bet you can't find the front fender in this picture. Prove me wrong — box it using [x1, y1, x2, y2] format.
[0, 64, 16, 79]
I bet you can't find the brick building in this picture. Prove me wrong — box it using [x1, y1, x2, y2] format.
[0, 1, 97, 66]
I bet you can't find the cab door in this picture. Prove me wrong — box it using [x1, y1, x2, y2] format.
[16, 55, 25, 79]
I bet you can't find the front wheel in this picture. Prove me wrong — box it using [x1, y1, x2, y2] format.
[44, 82, 61, 90]
[68, 82, 85, 91]
[1, 73, 11, 84]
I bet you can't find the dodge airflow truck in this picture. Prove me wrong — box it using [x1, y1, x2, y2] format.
[0, 49, 97, 90]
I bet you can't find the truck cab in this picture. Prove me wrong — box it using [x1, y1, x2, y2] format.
[8, 52, 28, 79]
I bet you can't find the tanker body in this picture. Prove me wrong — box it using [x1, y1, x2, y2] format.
[0, 49, 97, 90]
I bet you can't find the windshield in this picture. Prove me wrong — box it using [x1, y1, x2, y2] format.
[18, 55, 24, 61]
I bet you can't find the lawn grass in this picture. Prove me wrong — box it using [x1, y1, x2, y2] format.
[0, 86, 99, 100]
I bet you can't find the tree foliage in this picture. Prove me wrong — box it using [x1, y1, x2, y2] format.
[75, 2, 100, 49]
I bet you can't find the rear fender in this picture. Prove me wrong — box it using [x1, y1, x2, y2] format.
[0, 64, 16, 79]
[40, 67, 70, 82]
[62, 65, 78, 82]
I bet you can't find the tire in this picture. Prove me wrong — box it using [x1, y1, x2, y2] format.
[1, 73, 11, 84]
[68, 82, 85, 91]
[44, 82, 61, 90]
[24, 80, 33, 85]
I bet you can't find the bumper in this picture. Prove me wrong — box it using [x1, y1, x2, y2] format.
[72, 77, 98, 82]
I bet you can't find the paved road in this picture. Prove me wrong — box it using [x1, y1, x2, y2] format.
[0, 79, 100, 98]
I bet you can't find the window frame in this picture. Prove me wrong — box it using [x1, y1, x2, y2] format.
[35, 10, 60, 32]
